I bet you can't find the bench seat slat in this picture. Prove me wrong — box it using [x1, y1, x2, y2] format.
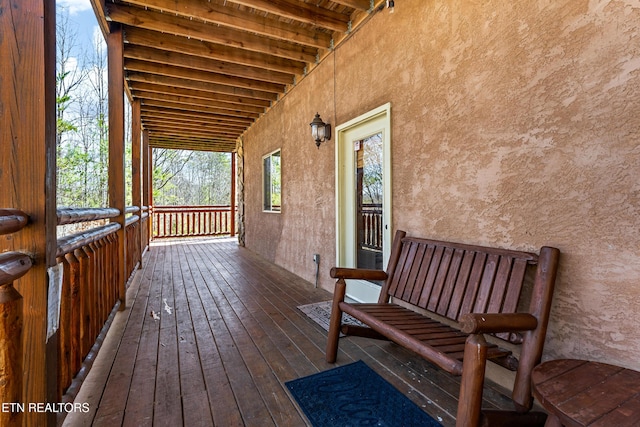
[417, 246, 445, 307]
[341, 302, 511, 367]
[473, 253, 500, 313]
[410, 245, 435, 304]
[436, 248, 465, 316]
[446, 250, 477, 319]
[401, 242, 427, 301]
[501, 258, 528, 313]
[458, 252, 488, 317]
[340, 302, 465, 374]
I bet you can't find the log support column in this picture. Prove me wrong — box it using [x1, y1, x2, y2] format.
[107, 25, 126, 309]
[0, 0, 57, 425]
[142, 130, 151, 248]
[131, 100, 143, 266]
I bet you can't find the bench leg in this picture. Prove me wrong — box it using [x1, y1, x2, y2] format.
[326, 278, 346, 363]
[456, 334, 488, 427]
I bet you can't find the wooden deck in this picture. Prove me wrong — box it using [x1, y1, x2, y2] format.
[63, 237, 514, 427]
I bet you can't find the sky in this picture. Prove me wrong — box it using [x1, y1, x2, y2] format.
[57, 0, 100, 57]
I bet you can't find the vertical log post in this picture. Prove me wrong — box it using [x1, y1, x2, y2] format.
[230, 152, 236, 237]
[456, 334, 488, 427]
[107, 24, 127, 309]
[131, 100, 143, 267]
[0, 0, 57, 425]
[325, 278, 346, 363]
[142, 131, 151, 247]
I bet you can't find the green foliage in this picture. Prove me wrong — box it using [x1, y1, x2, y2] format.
[153, 149, 232, 206]
[55, 5, 233, 210]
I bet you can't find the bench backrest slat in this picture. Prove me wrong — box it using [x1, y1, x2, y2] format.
[384, 236, 538, 331]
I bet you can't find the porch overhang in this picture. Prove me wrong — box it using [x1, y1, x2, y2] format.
[89, 0, 387, 153]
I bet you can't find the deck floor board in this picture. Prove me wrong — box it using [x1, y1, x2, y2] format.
[64, 237, 514, 427]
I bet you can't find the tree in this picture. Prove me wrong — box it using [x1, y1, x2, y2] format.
[152, 149, 232, 206]
[56, 6, 87, 145]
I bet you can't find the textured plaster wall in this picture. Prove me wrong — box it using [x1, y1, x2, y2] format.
[243, 0, 640, 370]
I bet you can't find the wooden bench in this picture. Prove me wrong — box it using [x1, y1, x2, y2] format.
[326, 230, 560, 427]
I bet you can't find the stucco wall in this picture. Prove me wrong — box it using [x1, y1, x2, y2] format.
[243, 0, 640, 370]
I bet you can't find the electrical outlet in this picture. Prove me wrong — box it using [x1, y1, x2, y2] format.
[313, 254, 320, 264]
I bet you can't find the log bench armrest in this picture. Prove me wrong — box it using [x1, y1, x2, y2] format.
[460, 313, 538, 335]
[329, 267, 388, 281]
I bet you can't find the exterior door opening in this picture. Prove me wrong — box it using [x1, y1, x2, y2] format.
[336, 103, 391, 302]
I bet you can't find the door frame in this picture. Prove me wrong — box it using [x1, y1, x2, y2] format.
[335, 103, 392, 302]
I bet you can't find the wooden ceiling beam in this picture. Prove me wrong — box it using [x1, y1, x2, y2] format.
[107, 3, 319, 62]
[144, 126, 240, 140]
[141, 103, 258, 120]
[140, 98, 260, 119]
[126, 74, 273, 107]
[124, 27, 306, 76]
[149, 133, 237, 144]
[141, 106, 254, 124]
[145, 132, 241, 143]
[141, 115, 247, 131]
[120, 0, 333, 49]
[124, 45, 294, 86]
[130, 89, 266, 115]
[142, 118, 246, 133]
[227, 0, 350, 32]
[149, 139, 237, 153]
[330, 0, 372, 10]
[125, 59, 284, 96]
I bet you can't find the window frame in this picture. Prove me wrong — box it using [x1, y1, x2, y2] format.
[262, 149, 282, 213]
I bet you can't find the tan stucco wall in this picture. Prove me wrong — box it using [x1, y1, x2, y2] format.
[243, 0, 640, 370]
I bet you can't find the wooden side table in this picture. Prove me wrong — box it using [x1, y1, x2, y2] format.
[531, 359, 640, 426]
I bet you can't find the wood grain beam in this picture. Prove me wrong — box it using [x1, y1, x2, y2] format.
[142, 108, 248, 126]
[120, 0, 333, 48]
[145, 119, 244, 136]
[123, 27, 306, 76]
[140, 99, 259, 119]
[149, 138, 237, 153]
[143, 125, 240, 140]
[126, 75, 273, 107]
[140, 106, 254, 124]
[124, 45, 294, 85]
[129, 89, 265, 115]
[141, 116, 248, 131]
[107, 3, 319, 62]
[330, 0, 372, 10]
[124, 61, 282, 99]
[227, 0, 350, 32]
[149, 134, 237, 144]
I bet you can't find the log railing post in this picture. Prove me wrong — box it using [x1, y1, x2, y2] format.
[0, 252, 31, 427]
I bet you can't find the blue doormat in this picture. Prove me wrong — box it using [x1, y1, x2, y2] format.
[286, 360, 442, 426]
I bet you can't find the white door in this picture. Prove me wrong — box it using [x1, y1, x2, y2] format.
[335, 104, 392, 302]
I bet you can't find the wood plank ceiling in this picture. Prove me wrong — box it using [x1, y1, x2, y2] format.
[89, 0, 387, 152]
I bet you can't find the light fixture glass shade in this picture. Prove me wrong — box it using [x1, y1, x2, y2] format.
[310, 113, 327, 147]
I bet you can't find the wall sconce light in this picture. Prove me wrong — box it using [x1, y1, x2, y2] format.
[386, 0, 395, 13]
[310, 113, 331, 148]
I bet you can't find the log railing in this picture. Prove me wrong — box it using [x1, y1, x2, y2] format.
[359, 203, 383, 251]
[152, 205, 234, 238]
[55, 209, 123, 405]
[54, 207, 146, 407]
[2, 205, 147, 416]
[0, 209, 31, 427]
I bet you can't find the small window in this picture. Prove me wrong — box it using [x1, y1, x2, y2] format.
[263, 149, 281, 212]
